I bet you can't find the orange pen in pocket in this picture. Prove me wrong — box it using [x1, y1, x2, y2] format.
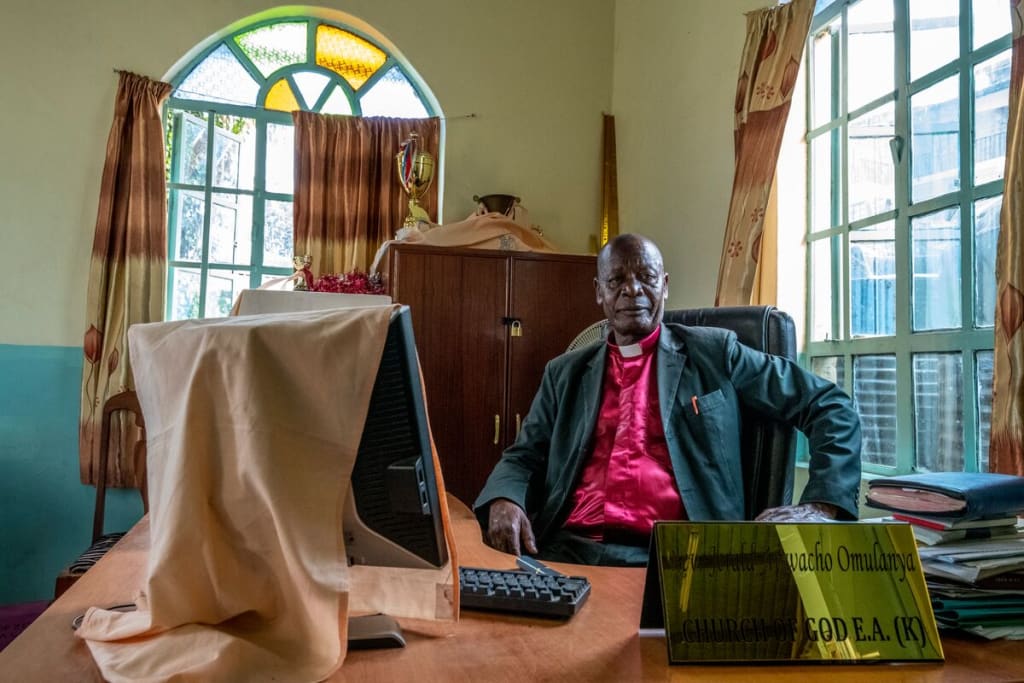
[691, 395, 699, 415]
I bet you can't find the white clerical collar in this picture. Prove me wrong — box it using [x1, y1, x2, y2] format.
[617, 343, 643, 358]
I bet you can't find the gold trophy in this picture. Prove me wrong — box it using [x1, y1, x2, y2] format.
[395, 132, 435, 230]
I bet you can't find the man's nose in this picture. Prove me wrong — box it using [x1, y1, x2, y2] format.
[620, 277, 643, 296]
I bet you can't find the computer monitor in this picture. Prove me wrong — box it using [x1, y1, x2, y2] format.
[342, 304, 449, 570]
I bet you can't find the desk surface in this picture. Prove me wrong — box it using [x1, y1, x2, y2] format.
[3, 498, 1023, 682]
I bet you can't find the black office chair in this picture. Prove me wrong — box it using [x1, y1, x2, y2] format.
[566, 305, 798, 519]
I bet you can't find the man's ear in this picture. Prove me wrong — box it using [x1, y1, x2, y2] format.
[594, 277, 602, 305]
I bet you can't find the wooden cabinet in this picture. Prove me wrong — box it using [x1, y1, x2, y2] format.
[387, 244, 599, 503]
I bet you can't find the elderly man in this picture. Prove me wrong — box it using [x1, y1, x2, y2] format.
[473, 233, 862, 566]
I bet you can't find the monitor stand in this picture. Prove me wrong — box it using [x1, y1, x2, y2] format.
[347, 613, 406, 650]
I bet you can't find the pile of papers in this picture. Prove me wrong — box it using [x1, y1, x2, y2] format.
[865, 472, 1024, 639]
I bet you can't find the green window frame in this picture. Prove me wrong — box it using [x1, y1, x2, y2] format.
[163, 14, 437, 320]
[804, 0, 1010, 474]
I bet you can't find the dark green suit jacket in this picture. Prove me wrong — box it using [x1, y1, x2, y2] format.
[474, 323, 862, 546]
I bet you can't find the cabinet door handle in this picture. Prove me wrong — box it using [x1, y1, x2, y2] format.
[515, 413, 522, 436]
[493, 414, 501, 445]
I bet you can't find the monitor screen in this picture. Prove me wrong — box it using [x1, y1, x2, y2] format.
[342, 305, 449, 570]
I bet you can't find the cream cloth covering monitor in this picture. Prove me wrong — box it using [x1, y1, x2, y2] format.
[74, 305, 457, 682]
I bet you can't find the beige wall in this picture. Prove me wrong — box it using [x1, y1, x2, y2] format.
[0, 0, 779, 345]
[0, 0, 615, 346]
[612, 0, 769, 308]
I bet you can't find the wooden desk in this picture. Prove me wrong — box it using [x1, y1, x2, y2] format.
[3, 498, 1023, 682]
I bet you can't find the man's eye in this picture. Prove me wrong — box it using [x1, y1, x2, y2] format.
[606, 278, 622, 288]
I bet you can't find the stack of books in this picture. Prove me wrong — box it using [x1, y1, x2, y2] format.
[865, 472, 1024, 639]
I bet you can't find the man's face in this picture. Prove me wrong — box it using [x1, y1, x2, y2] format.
[594, 238, 669, 345]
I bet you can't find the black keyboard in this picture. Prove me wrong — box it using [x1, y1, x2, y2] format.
[458, 566, 591, 618]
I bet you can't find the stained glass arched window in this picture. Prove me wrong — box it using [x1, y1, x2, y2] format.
[164, 15, 436, 319]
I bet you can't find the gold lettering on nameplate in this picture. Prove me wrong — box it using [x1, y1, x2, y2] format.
[648, 522, 943, 664]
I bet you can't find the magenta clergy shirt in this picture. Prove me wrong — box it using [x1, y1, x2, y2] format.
[564, 326, 686, 539]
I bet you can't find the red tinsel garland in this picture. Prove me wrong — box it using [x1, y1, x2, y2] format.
[310, 270, 385, 295]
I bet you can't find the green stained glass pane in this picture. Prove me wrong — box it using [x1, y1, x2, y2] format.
[292, 71, 330, 108]
[320, 86, 352, 115]
[235, 21, 307, 78]
[360, 67, 428, 118]
[175, 44, 260, 105]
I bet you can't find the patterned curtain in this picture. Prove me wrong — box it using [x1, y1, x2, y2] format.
[991, 3, 1024, 476]
[714, 0, 813, 306]
[79, 72, 172, 486]
[292, 112, 440, 275]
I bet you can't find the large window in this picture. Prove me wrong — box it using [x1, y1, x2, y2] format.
[805, 0, 1009, 473]
[164, 14, 436, 320]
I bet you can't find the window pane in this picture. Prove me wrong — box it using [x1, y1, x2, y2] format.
[265, 78, 301, 112]
[850, 222, 895, 337]
[974, 195, 1001, 327]
[205, 270, 251, 318]
[974, 50, 1011, 185]
[171, 189, 205, 262]
[854, 354, 898, 467]
[911, 76, 959, 202]
[811, 132, 838, 231]
[316, 24, 387, 90]
[264, 199, 294, 268]
[174, 44, 260, 105]
[293, 71, 330, 109]
[811, 22, 837, 128]
[213, 116, 256, 191]
[909, 0, 959, 81]
[913, 353, 964, 471]
[848, 102, 895, 221]
[234, 21, 307, 78]
[172, 111, 208, 186]
[359, 67, 429, 118]
[209, 193, 252, 265]
[811, 356, 846, 387]
[810, 236, 840, 341]
[320, 86, 353, 115]
[973, 0, 1011, 49]
[169, 267, 202, 321]
[847, 0, 894, 110]
[912, 206, 962, 331]
[266, 123, 294, 194]
[976, 350, 994, 471]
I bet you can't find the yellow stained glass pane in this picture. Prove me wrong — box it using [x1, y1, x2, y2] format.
[265, 79, 300, 112]
[315, 25, 386, 89]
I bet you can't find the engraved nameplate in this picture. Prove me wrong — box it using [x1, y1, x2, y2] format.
[640, 522, 943, 664]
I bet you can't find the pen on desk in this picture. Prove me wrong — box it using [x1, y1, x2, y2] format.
[691, 395, 699, 415]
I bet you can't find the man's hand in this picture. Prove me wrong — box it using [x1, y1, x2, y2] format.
[485, 498, 538, 556]
[755, 502, 839, 522]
